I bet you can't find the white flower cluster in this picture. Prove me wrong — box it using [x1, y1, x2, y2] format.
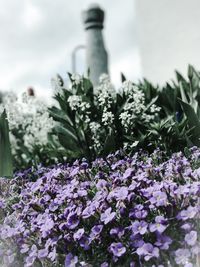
[79, 102, 91, 112]
[98, 89, 113, 108]
[68, 95, 91, 123]
[119, 81, 160, 131]
[68, 95, 82, 110]
[0, 92, 55, 153]
[89, 121, 101, 150]
[96, 74, 115, 127]
[78, 102, 91, 123]
[150, 104, 161, 113]
[102, 109, 114, 126]
[96, 74, 115, 108]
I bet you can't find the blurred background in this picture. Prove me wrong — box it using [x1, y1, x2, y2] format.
[0, 0, 200, 98]
[136, 0, 200, 85]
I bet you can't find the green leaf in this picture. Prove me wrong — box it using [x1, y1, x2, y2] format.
[0, 110, 13, 178]
[144, 96, 158, 112]
[175, 70, 186, 83]
[179, 82, 188, 103]
[58, 133, 78, 152]
[54, 125, 78, 143]
[188, 64, 194, 80]
[83, 78, 93, 98]
[49, 106, 73, 126]
[56, 74, 64, 87]
[121, 72, 126, 83]
[102, 130, 115, 156]
[179, 99, 200, 145]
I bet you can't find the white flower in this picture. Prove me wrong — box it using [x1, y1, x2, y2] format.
[79, 102, 91, 112]
[0, 91, 55, 153]
[121, 80, 134, 94]
[71, 73, 82, 85]
[96, 74, 116, 98]
[97, 90, 112, 108]
[119, 85, 160, 131]
[119, 111, 132, 130]
[89, 122, 101, 133]
[102, 109, 114, 126]
[89, 122, 102, 150]
[150, 104, 161, 113]
[67, 95, 82, 110]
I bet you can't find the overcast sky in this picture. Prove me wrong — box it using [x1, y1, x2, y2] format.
[0, 0, 140, 98]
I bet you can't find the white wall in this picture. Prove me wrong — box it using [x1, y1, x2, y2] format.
[135, 0, 200, 84]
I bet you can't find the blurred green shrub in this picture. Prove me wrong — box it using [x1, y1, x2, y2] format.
[0, 109, 13, 177]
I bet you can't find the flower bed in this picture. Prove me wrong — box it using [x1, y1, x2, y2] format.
[0, 148, 200, 267]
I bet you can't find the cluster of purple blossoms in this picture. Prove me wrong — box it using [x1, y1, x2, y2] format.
[0, 147, 199, 267]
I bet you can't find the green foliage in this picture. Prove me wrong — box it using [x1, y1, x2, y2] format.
[2, 65, 200, 171]
[48, 74, 168, 161]
[0, 110, 13, 177]
[49, 66, 200, 162]
[177, 65, 200, 146]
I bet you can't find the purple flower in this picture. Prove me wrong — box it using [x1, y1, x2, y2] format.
[73, 228, 85, 241]
[70, 167, 79, 177]
[150, 191, 168, 206]
[82, 203, 97, 219]
[129, 204, 147, 219]
[101, 207, 116, 224]
[109, 242, 126, 257]
[49, 201, 59, 212]
[38, 248, 49, 259]
[175, 249, 191, 265]
[115, 186, 129, 201]
[111, 160, 126, 170]
[181, 223, 192, 231]
[25, 245, 38, 267]
[40, 218, 55, 236]
[149, 216, 168, 233]
[184, 263, 193, 267]
[30, 178, 43, 193]
[134, 209, 148, 219]
[66, 212, 80, 229]
[131, 220, 148, 235]
[0, 199, 5, 209]
[79, 236, 90, 250]
[155, 234, 172, 250]
[90, 225, 103, 238]
[177, 206, 198, 221]
[136, 243, 159, 261]
[20, 244, 29, 254]
[110, 227, 124, 238]
[65, 253, 78, 267]
[81, 162, 88, 169]
[25, 256, 36, 267]
[130, 234, 145, 248]
[1, 148, 200, 267]
[96, 179, 108, 189]
[185, 231, 197, 246]
[123, 168, 133, 179]
[128, 181, 137, 191]
[48, 247, 57, 261]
